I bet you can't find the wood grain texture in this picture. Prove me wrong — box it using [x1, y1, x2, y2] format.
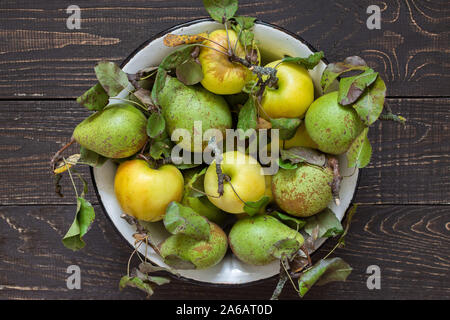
[0, 99, 448, 206]
[0, 204, 448, 300]
[0, 0, 449, 99]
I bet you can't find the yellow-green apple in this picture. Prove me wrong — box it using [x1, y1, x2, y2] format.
[281, 122, 319, 149]
[260, 61, 314, 119]
[198, 29, 254, 95]
[204, 151, 265, 214]
[114, 159, 184, 222]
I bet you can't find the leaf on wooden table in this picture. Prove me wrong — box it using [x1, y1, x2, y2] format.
[62, 196, 95, 251]
[298, 257, 352, 298]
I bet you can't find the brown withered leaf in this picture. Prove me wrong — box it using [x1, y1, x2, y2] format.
[257, 117, 272, 129]
[163, 33, 208, 47]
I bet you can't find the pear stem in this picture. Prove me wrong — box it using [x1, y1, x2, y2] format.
[50, 137, 76, 172]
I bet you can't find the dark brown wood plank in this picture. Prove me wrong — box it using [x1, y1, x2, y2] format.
[0, 0, 449, 99]
[0, 98, 448, 206]
[0, 204, 448, 300]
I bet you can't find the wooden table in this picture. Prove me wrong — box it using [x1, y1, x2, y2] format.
[0, 0, 448, 300]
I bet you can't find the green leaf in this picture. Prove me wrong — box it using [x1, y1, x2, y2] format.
[298, 257, 352, 297]
[277, 158, 298, 170]
[119, 276, 154, 297]
[282, 51, 324, 70]
[304, 208, 343, 238]
[237, 96, 258, 134]
[149, 137, 171, 160]
[346, 127, 372, 168]
[270, 211, 306, 230]
[159, 45, 197, 70]
[243, 196, 270, 216]
[321, 56, 368, 93]
[76, 83, 109, 111]
[94, 61, 130, 96]
[176, 59, 204, 85]
[146, 112, 166, 138]
[164, 202, 211, 240]
[151, 67, 167, 104]
[233, 16, 256, 29]
[270, 118, 302, 140]
[280, 147, 326, 167]
[268, 238, 301, 259]
[183, 167, 208, 199]
[62, 197, 95, 251]
[338, 68, 378, 105]
[79, 147, 108, 167]
[203, 0, 238, 22]
[353, 77, 386, 125]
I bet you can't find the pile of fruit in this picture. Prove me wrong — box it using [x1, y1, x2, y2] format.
[52, 0, 403, 299]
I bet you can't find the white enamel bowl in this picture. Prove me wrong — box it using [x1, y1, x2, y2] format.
[91, 19, 359, 286]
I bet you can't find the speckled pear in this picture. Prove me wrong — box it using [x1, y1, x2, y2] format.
[272, 164, 333, 217]
[305, 91, 366, 155]
[158, 76, 232, 152]
[159, 221, 228, 269]
[229, 215, 304, 266]
[72, 103, 147, 158]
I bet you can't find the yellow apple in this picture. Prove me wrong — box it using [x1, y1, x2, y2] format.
[204, 151, 265, 214]
[281, 122, 319, 149]
[199, 29, 254, 95]
[114, 160, 184, 222]
[260, 60, 314, 119]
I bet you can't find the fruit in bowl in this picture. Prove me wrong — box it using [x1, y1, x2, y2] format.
[51, 0, 397, 299]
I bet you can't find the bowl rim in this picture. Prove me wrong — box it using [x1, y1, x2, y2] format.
[89, 17, 362, 288]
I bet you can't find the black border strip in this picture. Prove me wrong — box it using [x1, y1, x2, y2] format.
[90, 17, 362, 288]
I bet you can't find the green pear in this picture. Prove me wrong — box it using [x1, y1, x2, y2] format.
[159, 221, 228, 269]
[305, 91, 366, 155]
[272, 164, 333, 217]
[158, 76, 232, 152]
[229, 215, 304, 266]
[73, 103, 147, 158]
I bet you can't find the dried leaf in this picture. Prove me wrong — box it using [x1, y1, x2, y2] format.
[321, 56, 368, 93]
[133, 88, 154, 107]
[53, 154, 81, 174]
[163, 33, 207, 47]
[268, 238, 302, 259]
